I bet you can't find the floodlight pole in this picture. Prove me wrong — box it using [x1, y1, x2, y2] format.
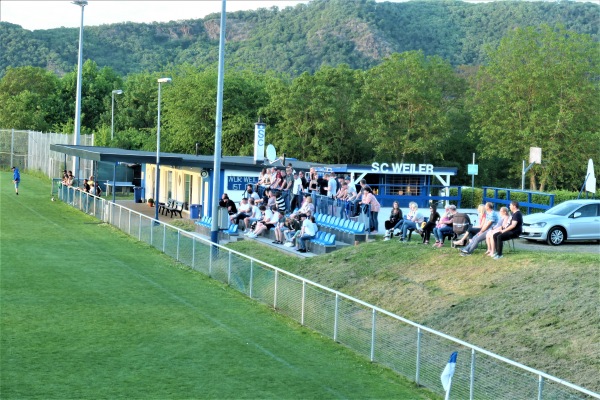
[210, 0, 227, 244]
[155, 78, 172, 221]
[72, 0, 87, 183]
[111, 89, 123, 141]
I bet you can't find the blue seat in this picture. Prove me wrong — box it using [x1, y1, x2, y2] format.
[326, 233, 336, 245]
[354, 222, 366, 233]
[340, 219, 351, 231]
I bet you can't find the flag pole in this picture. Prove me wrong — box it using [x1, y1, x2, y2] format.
[444, 377, 453, 400]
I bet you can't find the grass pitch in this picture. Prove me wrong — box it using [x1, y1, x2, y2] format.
[0, 172, 435, 399]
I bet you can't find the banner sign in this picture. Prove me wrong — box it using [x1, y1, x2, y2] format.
[227, 176, 259, 191]
[468, 164, 479, 175]
[371, 162, 434, 175]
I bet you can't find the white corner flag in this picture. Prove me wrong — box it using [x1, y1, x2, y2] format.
[441, 351, 458, 399]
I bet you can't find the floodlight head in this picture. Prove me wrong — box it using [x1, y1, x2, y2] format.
[112, 89, 123, 95]
[72, 0, 88, 7]
[157, 78, 172, 84]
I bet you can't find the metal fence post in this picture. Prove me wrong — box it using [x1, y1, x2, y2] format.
[138, 214, 142, 240]
[228, 252, 232, 285]
[176, 231, 180, 261]
[416, 327, 422, 386]
[333, 293, 339, 342]
[274, 270, 278, 309]
[118, 206, 122, 230]
[301, 281, 306, 326]
[370, 308, 376, 362]
[209, 244, 213, 277]
[191, 238, 196, 269]
[249, 260, 254, 299]
[162, 224, 166, 252]
[470, 348, 476, 400]
[128, 211, 132, 235]
[538, 375, 544, 400]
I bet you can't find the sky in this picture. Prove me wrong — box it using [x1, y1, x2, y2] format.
[0, 1, 313, 31]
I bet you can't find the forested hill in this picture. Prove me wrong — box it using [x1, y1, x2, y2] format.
[1, 0, 598, 77]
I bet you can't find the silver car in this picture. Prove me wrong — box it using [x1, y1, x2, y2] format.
[521, 199, 600, 245]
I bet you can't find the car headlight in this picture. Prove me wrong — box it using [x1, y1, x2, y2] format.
[529, 222, 547, 228]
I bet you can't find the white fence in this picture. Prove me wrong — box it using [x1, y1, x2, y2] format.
[57, 185, 598, 400]
[0, 129, 93, 178]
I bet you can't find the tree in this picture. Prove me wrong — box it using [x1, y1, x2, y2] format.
[359, 51, 466, 163]
[467, 25, 600, 191]
[0, 66, 60, 131]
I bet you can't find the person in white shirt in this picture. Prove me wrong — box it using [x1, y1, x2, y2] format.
[230, 197, 252, 226]
[297, 214, 318, 253]
[291, 172, 304, 211]
[247, 205, 281, 238]
[243, 198, 261, 231]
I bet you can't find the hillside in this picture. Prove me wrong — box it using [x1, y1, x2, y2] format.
[228, 239, 600, 394]
[1, 0, 598, 77]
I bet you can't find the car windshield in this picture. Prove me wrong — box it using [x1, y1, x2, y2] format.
[545, 202, 580, 216]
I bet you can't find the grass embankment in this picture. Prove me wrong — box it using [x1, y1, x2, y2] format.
[0, 172, 434, 399]
[228, 238, 600, 393]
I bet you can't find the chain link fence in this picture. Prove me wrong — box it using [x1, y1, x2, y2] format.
[57, 185, 598, 400]
[0, 129, 93, 177]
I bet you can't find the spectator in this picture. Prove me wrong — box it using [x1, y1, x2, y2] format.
[485, 207, 510, 257]
[383, 201, 403, 240]
[219, 193, 237, 215]
[361, 187, 381, 233]
[247, 205, 280, 238]
[432, 205, 456, 248]
[82, 178, 91, 193]
[283, 215, 302, 247]
[297, 214, 318, 253]
[275, 215, 299, 245]
[421, 204, 441, 244]
[397, 202, 424, 242]
[454, 204, 486, 246]
[230, 197, 251, 227]
[275, 190, 287, 214]
[460, 202, 498, 256]
[492, 201, 523, 260]
[246, 204, 268, 233]
[243, 184, 260, 203]
[243, 198, 260, 231]
[291, 171, 303, 212]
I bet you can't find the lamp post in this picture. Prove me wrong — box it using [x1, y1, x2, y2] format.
[72, 0, 87, 183]
[155, 77, 172, 221]
[111, 89, 123, 141]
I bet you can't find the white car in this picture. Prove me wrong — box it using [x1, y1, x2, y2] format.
[521, 199, 600, 245]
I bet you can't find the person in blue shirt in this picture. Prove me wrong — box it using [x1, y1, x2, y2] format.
[11, 166, 20, 195]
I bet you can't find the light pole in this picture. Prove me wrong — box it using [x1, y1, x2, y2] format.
[155, 77, 172, 221]
[111, 89, 123, 141]
[72, 0, 87, 183]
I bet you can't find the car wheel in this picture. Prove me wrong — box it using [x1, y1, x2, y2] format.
[547, 227, 566, 246]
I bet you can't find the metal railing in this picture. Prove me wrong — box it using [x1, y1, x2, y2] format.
[58, 185, 598, 400]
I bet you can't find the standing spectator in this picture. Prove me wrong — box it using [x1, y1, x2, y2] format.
[11, 166, 20, 195]
[361, 187, 381, 233]
[242, 184, 260, 203]
[492, 201, 523, 260]
[297, 214, 318, 253]
[421, 204, 441, 244]
[82, 178, 91, 193]
[291, 172, 303, 212]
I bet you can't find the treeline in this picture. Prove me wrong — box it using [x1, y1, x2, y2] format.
[1, 25, 598, 192]
[1, 0, 598, 77]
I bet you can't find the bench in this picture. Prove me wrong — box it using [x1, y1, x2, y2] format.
[164, 200, 184, 218]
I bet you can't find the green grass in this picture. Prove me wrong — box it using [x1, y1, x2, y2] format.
[228, 237, 600, 393]
[0, 172, 435, 400]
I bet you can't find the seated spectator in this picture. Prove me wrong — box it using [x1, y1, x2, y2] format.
[485, 207, 510, 257]
[219, 193, 237, 215]
[230, 197, 251, 227]
[275, 216, 299, 245]
[492, 201, 523, 260]
[383, 201, 403, 240]
[421, 204, 440, 244]
[246, 204, 268, 233]
[247, 205, 280, 238]
[297, 214, 318, 253]
[283, 215, 302, 247]
[454, 204, 486, 246]
[460, 202, 498, 256]
[294, 195, 315, 218]
[432, 205, 456, 248]
[394, 202, 424, 242]
[243, 198, 260, 231]
[243, 184, 260, 203]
